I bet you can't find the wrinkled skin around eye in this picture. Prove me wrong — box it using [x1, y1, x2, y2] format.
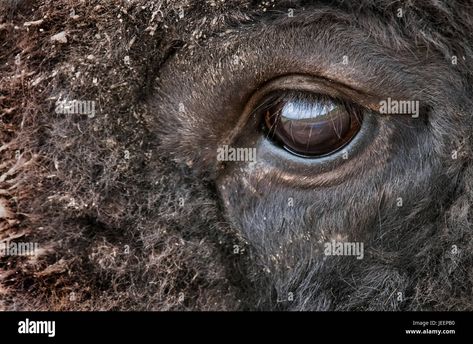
[263, 92, 363, 157]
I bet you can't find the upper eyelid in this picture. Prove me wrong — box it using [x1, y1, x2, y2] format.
[250, 74, 382, 113]
[251, 74, 424, 118]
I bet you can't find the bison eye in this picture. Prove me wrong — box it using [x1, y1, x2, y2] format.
[261, 91, 363, 157]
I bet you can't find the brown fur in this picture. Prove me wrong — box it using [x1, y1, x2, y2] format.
[1, 0, 473, 310]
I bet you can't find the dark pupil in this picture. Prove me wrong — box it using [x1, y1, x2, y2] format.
[263, 93, 362, 157]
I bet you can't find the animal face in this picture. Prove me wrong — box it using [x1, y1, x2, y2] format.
[2, 0, 473, 311]
[154, 4, 472, 310]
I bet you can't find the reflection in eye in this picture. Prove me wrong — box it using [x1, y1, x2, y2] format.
[261, 91, 363, 157]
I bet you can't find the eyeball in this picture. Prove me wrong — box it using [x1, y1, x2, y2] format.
[261, 91, 363, 157]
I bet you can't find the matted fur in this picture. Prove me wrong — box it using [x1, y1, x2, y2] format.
[0, 0, 472, 310]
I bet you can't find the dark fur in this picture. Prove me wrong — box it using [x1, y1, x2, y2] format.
[1, 0, 473, 310]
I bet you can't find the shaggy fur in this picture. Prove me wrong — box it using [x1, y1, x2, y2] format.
[1, 0, 473, 310]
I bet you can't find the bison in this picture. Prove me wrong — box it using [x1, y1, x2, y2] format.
[1, 0, 472, 311]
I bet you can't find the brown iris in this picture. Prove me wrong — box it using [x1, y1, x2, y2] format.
[262, 91, 363, 157]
